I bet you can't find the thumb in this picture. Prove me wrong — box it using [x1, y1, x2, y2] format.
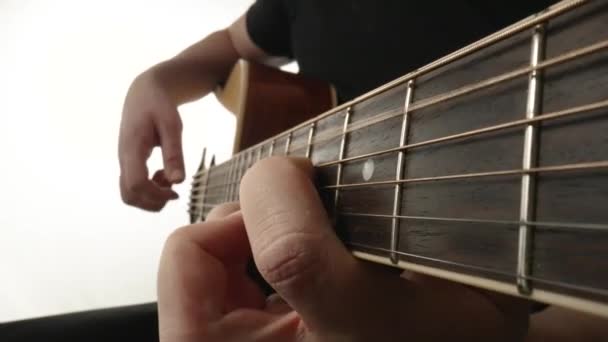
[239, 157, 359, 334]
[156, 110, 185, 183]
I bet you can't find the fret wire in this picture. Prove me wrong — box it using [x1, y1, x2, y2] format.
[223, 155, 232, 202]
[236, 153, 245, 201]
[193, 192, 238, 200]
[406, 38, 608, 116]
[269, 139, 275, 156]
[231, 154, 241, 202]
[193, 180, 239, 192]
[284, 132, 292, 155]
[268, 37, 608, 157]
[193, 163, 237, 184]
[340, 212, 608, 232]
[231, 0, 585, 155]
[234, 154, 241, 202]
[192, 163, 229, 184]
[348, 242, 608, 298]
[334, 107, 352, 214]
[256, 146, 262, 163]
[317, 98, 608, 168]
[225, 156, 233, 202]
[390, 80, 414, 264]
[198, 151, 608, 203]
[322, 160, 608, 190]
[199, 165, 210, 222]
[224, 157, 234, 203]
[517, 25, 545, 295]
[192, 38, 608, 181]
[305, 122, 316, 158]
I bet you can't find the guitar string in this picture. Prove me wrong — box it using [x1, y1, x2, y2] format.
[189, 99, 608, 200]
[281, 37, 608, 154]
[339, 212, 608, 232]
[186, 201, 608, 298]
[191, 158, 608, 205]
[220, 0, 588, 156]
[186, 3, 606, 295]
[190, 1, 591, 184]
[189, 200, 608, 233]
[193, 37, 608, 183]
[190, 2, 603, 212]
[347, 242, 608, 297]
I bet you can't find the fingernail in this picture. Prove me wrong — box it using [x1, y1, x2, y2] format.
[170, 170, 184, 182]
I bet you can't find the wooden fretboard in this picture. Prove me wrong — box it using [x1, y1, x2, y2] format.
[190, 0, 608, 317]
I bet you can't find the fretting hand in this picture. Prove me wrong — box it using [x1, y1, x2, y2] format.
[157, 157, 532, 342]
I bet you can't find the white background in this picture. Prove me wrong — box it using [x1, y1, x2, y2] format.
[0, 0, 254, 322]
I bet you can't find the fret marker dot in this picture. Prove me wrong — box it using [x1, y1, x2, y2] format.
[362, 159, 375, 181]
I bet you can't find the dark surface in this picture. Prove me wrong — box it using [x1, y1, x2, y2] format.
[246, 0, 557, 102]
[0, 303, 158, 342]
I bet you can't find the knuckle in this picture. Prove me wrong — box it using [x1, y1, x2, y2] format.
[164, 225, 194, 252]
[120, 185, 138, 205]
[163, 152, 183, 165]
[255, 231, 323, 291]
[122, 194, 137, 206]
[125, 180, 145, 195]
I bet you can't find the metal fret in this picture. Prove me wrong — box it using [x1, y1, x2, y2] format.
[390, 80, 415, 264]
[317, 98, 608, 169]
[269, 139, 275, 156]
[266, 38, 605, 164]
[233, 154, 243, 202]
[199, 168, 210, 221]
[190, 148, 207, 223]
[224, 157, 235, 203]
[227, 155, 235, 202]
[517, 25, 545, 295]
[229, 1, 586, 157]
[284, 132, 292, 155]
[306, 123, 316, 158]
[256, 146, 262, 163]
[236, 153, 245, 201]
[334, 108, 352, 213]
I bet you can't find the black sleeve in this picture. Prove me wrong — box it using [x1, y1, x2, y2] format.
[246, 0, 293, 58]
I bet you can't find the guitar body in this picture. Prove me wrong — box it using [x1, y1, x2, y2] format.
[215, 60, 336, 153]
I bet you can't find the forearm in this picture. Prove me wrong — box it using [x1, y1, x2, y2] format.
[146, 29, 240, 105]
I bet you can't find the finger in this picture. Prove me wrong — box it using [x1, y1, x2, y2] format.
[155, 111, 185, 184]
[239, 156, 358, 332]
[219, 309, 302, 342]
[158, 214, 253, 340]
[250, 311, 302, 341]
[120, 174, 176, 211]
[265, 294, 291, 315]
[152, 169, 172, 188]
[120, 148, 177, 206]
[207, 202, 240, 221]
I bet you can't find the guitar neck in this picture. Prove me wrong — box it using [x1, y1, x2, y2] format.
[190, 0, 608, 317]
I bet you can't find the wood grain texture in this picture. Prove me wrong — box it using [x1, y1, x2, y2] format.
[232, 61, 334, 152]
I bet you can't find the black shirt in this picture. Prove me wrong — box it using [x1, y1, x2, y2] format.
[246, 0, 556, 102]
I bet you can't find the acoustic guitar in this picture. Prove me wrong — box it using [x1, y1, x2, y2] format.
[189, 0, 608, 318]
